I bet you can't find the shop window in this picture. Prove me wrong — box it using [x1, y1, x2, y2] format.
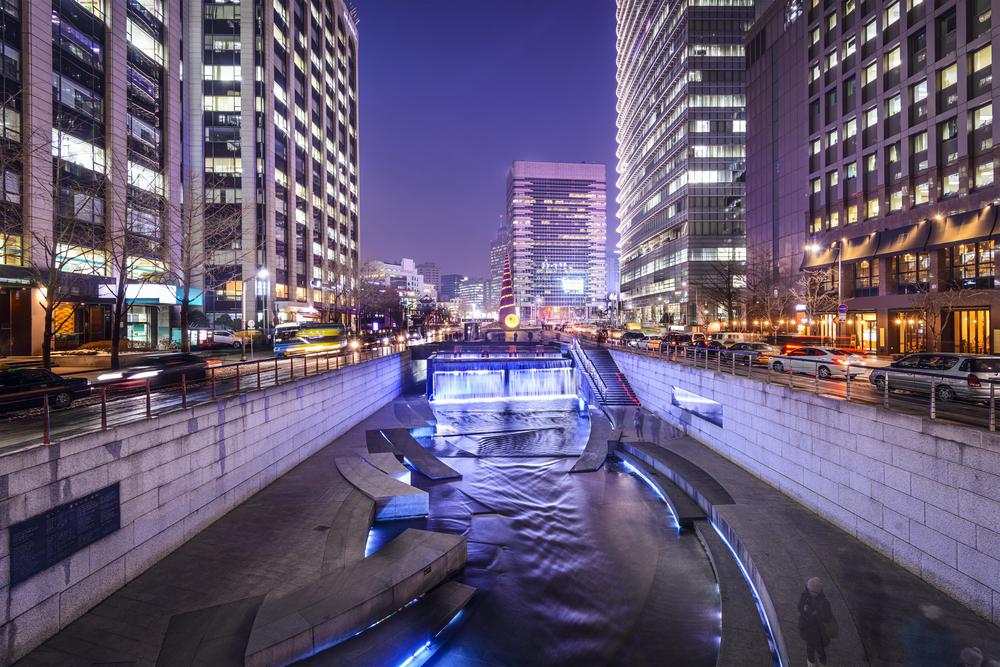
[854, 259, 879, 297]
[892, 252, 929, 293]
[946, 240, 994, 288]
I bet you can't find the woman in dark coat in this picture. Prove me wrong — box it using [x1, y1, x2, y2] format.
[798, 577, 834, 666]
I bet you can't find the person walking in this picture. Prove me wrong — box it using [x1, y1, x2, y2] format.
[798, 577, 834, 667]
[633, 408, 645, 440]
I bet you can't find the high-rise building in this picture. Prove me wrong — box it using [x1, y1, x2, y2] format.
[191, 0, 360, 329]
[745, 1, 809, 281]
[756, 0, 1000, 355]
[0, 0, 360, 355]
[363, 257, 436, 304]
[416, 261, 441, 295]
[439, 273, 464, 302]
[505, 160, 607, 322]
[455, 276, 486, 317]
[487, 221, 507, 311]
[0, 0, 184, 354]
[615, 0, 754, 326]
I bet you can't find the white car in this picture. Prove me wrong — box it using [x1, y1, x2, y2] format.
[211, 329, 243, 349]
[771, 346, 866, 379]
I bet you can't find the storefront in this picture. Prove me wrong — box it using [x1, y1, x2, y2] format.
[943, 307, 992, 354]
[850, 312, 879, 352]
[888, 310, 926, 355]
[0, 279, 33, 356]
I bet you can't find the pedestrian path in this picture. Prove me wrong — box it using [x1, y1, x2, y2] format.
[616, 420, 1000, 667]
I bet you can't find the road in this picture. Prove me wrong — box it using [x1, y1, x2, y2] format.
[0, 347, 401, 454]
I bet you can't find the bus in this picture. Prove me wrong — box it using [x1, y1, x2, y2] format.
[273, 322, 349, 356]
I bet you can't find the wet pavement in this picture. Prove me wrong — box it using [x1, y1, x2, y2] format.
[369, 399, 721, 667]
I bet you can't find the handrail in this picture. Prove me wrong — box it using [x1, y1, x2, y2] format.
[591, 336, 1000, 432]
[571, 337, 608, 396]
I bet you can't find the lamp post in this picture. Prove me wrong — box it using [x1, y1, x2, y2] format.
[808, 240, 844, 344]
[240, 267, 270, 361]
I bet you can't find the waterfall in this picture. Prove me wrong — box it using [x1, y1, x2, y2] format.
[431, 367, 577, 402]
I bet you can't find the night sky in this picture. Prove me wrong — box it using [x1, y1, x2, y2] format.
[355, 0, 620, 278]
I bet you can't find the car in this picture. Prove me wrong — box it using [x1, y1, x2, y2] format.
[0, 367, 90, 411]
[728, 342, 782, 366]
[97, 353, 209, 390]
[621, 331, 647, 347]
[770, 346, 866, 378]
[210, 329, 243, 349]
[868, 353, 1000, 401]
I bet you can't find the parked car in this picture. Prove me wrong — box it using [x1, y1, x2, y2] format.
[683, 339, 730, 358]
[97, 353, 209, 390]
[210, 329, 243, 349]
[770, 347, 866, 378]
[868, 353, 1000, 401]
[621, 331, 647, 347]
[0, 367, 90, 411]
[728, 342, 782, 366]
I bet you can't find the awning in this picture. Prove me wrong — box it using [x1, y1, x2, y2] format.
[841, 233, 879, 262]
[874, 222, 931, 257]
[801, 243, 839, 269]
[926, 206, 998, 248]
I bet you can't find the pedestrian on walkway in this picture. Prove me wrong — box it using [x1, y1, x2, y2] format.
[527, 331, 534, 342]
[798, 577, 835, 667]
[513, 332, 518, 343]
[902, 603, 957, 667]
[633, 408, 645, 440]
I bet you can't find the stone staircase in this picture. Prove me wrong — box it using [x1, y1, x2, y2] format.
[580, 346, 641, 407]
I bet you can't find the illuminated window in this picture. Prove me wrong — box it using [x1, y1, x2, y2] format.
[866, 198, 880, 219]
[811, 177, 821, 193]
[205, 157, 242, 175]
[810, 138, 822, 155]
[828, 171, 839, 187]
[975, 160, 995, 189]
[912, 131, 928, 153]
[827, 13, 836, 30]
[127, 20, 163, 65]
[826, 129, 838, 147]
[810, 27, 820, 45]
[826, 51, 838, 70]
[885, 1, 899, 25]
[732, 119, 745, 132]
[844, 36, 856, 58]
[862, 62, 878, 86]
[865, 153, 877, 173]
[885, 46, 901, 71]
[864, 106, 878, 128]
[128, 161, 163, 195]
[863, 19, 877, 43]
[889, 189, 903, 211]
[52, 129, 105, 173]
[939, 63, 958, 89]
[845, 162, 857, 179]
[973, 45, 992, 73]
[942, 172, 961, 197]
[914, 181, 930, 205]
[911, 79, 927, 103]
[844, 117, 857, 139]
[887, 94, 901, 117]
[203, 65, 241, 81]
[846, 205, 858, 224]
[204, 96, 241, 112]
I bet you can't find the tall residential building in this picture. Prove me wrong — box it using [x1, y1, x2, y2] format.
[745, 0, 809, 279]
[416, 261, 441, 295]
[487, 221, 507, 311]
[505, 160, 607, 322]
[0, 0, 184, 354]
[615, 0, 754, 326]
[191, 0, 360, 329]
[788, 0, 1000, 355]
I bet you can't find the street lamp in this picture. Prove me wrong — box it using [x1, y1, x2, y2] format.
[806, 240, 844, 344]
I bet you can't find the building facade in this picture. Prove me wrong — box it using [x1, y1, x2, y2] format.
[416, 261, 440, 295]
[615, 0, 754, 326]
[0, 0, 359, 355]
[487, 222, 507, 312]
[793, 0, 1000, 354]
[505, 160, 607, 322]
[745, 0, 809, 281]
[454, 276, 486, 318]
[364, 257, 436, 305]
[0, 0, 184, 355]
[190, 0, 360, 330]
[439, 273, 463, 302]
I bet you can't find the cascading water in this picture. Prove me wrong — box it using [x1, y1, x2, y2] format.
[432, 370, 506, 401]
[507, 367, 576, 398]
[428, 356, 579, 402]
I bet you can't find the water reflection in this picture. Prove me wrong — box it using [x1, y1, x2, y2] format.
[368, 398, 721, 666]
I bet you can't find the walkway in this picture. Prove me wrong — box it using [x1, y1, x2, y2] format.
[12, 398, 459, 667]
[617, 416, 1000, 667]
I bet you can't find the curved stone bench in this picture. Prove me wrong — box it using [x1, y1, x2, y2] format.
[570, 408, 615, 473]
[379, 428, 461, 480]
[619, 438, 867, 667]
[362, 451, 410, 481]
[335, 456, 427, 520]
[244, 529, 467, 667]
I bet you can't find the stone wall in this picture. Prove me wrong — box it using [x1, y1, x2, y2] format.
[0, 352, 411, 664]
[612, 350, 1000, 623]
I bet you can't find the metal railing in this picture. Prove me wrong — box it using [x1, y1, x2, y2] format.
[588, 337, 1000, 432]
[0, 344, 408, 449]
[571, 337, 608, 397]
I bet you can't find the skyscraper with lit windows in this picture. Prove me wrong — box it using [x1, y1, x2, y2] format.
[505, 160, 607, 322]
[615, 0, 753, 326]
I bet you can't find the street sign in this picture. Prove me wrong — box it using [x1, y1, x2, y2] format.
[838, 303, 847, 323]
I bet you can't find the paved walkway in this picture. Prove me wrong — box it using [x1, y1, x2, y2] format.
[619, 416, 1000, 667]
[13, 399, 410, 666]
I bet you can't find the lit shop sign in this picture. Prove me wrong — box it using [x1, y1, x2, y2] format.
[561, 277, 585, 294]
[98, 284, 177, 305]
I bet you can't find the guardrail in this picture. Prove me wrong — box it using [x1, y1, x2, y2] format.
[581, 337, 1000, 432]
[1, 344, 408, 448]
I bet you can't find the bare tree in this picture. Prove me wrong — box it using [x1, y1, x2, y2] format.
[744, 250, 795, 339]
[795, 268, 838, 338]
[161, 178, 243, 351]
[701, 259, 745, 327]
[909, 284, 986, 352]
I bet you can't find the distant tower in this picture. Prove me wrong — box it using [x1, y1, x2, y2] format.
[499, 251, 518, 329]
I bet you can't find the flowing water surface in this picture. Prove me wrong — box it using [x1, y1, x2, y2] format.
[367, 398, 721, 667]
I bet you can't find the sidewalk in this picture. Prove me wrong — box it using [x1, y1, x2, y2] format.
[620, 416, 1000, 667]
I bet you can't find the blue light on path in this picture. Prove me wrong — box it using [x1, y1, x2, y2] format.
[620, 459, 680, 531]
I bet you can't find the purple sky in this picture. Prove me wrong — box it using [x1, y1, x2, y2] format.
[355, 0, 620, 278]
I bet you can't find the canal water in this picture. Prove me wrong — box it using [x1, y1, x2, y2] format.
[367, 398, 721, 667]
